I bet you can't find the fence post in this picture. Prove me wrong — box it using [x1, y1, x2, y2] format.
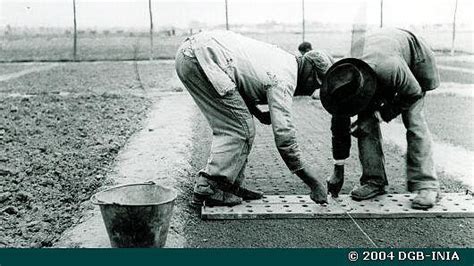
[380, 0, 383, 28]
[451, 0, 458, 56]
[72, 0, 77, 61]
[225, 0, 229, 30]
[149, 0, 154, 60]
[302, 0, 305, 42]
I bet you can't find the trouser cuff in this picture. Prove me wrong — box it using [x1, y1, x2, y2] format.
[407, 180, 440, 192]
[195, 171, 241, 194]
[360, 176, 387, 187]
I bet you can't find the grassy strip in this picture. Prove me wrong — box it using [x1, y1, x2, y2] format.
[0, 61, 178, 95]
[2, 31, 472, 62]
[0, 63, 141, 94]
[438, 60, 474, 70]
[0, 65, 32, 76]
[425, 94, 474, 151]
[439, 69, 474, 84]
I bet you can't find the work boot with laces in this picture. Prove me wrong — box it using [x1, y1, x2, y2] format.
[191, 175, 242, 207]
[350, 183, 386, 201]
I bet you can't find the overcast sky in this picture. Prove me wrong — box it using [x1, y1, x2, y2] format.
[1, 0, 473, 29]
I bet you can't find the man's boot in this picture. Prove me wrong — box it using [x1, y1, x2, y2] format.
[411, 189, 441, 210]
[234, 186, 263, 200]
[191, 174, 242, 207]
[351, 183, 386, 201]
[230, 171, 264, 200]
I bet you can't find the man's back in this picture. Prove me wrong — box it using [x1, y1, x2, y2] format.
[190, 30, 298, 104]
[350, 28, 439, 93]
[351, 28, 413, 63]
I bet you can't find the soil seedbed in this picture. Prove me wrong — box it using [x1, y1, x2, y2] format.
[0, 92, 151, 247]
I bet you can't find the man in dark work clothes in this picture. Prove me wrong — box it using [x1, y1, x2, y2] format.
[320, 28, 440, 210]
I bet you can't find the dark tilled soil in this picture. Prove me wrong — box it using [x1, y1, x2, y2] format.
[181, 98, 473, 248]
[0, 60, 180, 247]
[0, 61, 183, 248]
[0, 93, 152, 247]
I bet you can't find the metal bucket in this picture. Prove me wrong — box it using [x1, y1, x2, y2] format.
[91, 182, 177, 248]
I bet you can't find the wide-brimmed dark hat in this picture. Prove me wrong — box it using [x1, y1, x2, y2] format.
[320, 58, 377, 116]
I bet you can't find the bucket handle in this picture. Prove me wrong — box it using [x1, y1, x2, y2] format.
[90, 180, 157, 205]
[90, 194, 106, 205]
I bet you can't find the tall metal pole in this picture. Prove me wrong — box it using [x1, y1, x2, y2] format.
[302, 0, 305, 41]
[73, 0, 77, 61]
[225, 0, 229, 30]
[451, 0, 458, 56]
[148, 0, 154, 60]
[380, 0, 383, 28]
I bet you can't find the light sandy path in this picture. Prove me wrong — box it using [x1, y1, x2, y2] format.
[0, 64, 59, 82]
[381, 122, 474, 189]
[55, 92, 196, 248]
[430, 83, 474, 98]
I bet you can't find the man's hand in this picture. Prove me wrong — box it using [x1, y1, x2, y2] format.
[327, 164, 344, 198]
[257, 111, 271, 125]
[295, 167, 328, 204]
[350, 115, 378, 138]
[378, 104, 399, 122]
[376, 99, 402, 122]
[350, 120, 370, 138]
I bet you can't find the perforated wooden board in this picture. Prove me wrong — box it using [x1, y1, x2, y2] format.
[201, 193, 474, 220]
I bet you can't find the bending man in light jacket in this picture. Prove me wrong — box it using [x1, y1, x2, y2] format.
[175, 30, 333, 206]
